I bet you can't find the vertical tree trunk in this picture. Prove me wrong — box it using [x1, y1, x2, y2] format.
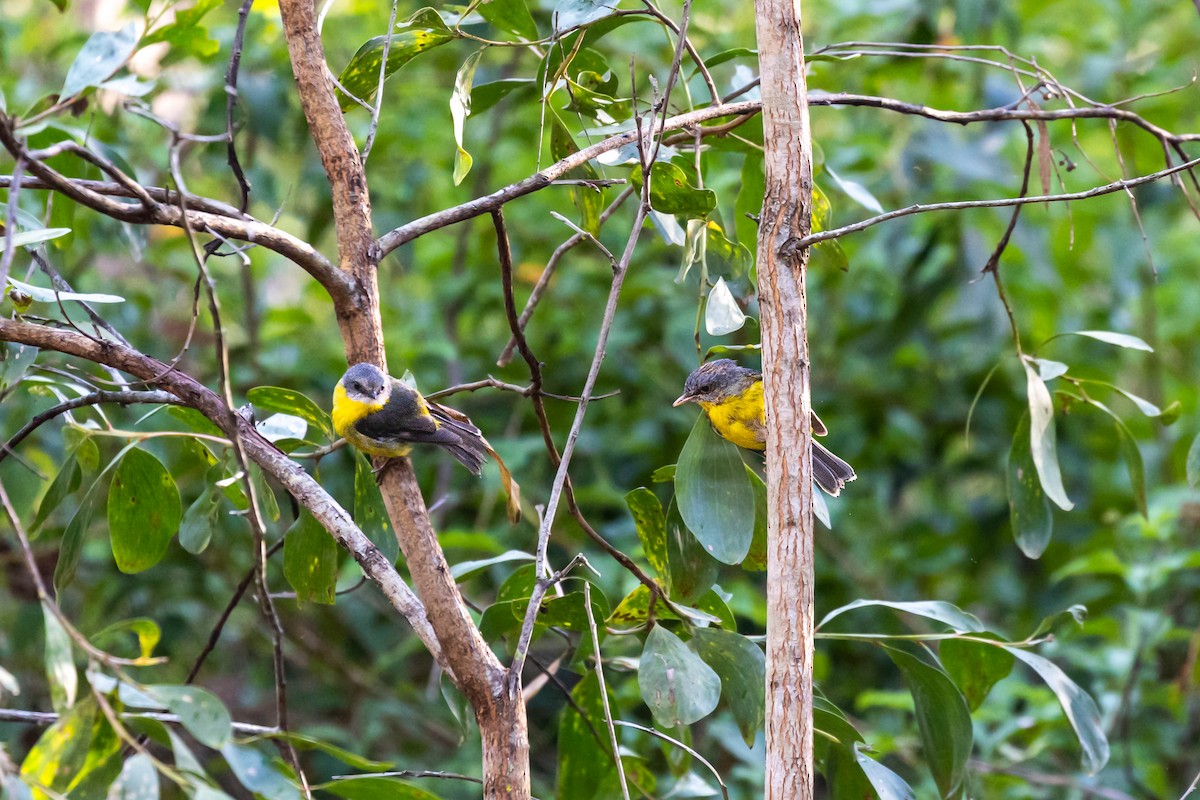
[753, 2, 817, 799]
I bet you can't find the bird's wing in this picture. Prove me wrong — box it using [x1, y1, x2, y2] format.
[353, 384, 459, 446]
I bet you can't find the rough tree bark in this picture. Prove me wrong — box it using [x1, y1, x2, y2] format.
[275, 1, 530, 796]
[753, 1, 818, 798]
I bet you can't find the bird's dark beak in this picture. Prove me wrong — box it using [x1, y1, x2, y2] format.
[672, 393, 693, 407]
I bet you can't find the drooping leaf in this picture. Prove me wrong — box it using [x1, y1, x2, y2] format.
[639, 625, 721, 727]
[1188, 432, 1200, 490]
[885, 646, 973, 799]
[825, 165, 884, 214]
[450, 48, 486, 185]
[550, 113, 602, 233]
[675, 414, 755, 565]
[43, 602, 77, 712]
[693, 628, 764, 746]
[1007, 412, 1053, 558]
[19, 697, 111, 800]
[451, 549, 534, 581]
[61, 23, 138, 97]
[665, 498, 720, 602]
[178, 474, 223, 555]
[354, 453, 397, 563]
[0, 342, 38, 391]
[91, 618, 161, 662]
[556, 671, 617, 800]
[1003, 646, 1109, 775]
[939, 638, 1014, 711]
[625, 487, 669, 583]
[742, 466, 768, 571]
[7, 276, 123, 305]
[1022, 359, 1073, 510]
[283, 509, 338, 605]
[705, 277, 747, 336]
[32, 450, 81, 533]
[107, 448, 181, 573]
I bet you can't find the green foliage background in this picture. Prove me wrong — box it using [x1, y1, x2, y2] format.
[2, 0, 1200, 798]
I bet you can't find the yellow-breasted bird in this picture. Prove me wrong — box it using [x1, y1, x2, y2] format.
[673, 358, 856, 497]
[333, 363, 489, 474]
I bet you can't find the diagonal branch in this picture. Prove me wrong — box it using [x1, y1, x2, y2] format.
[0, 317, 445, 673]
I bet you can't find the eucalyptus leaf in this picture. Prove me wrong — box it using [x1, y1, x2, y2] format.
[1008, 412, 1053, 558]
[0, 228, 72, 252]
[1022, 359, 1073, 511]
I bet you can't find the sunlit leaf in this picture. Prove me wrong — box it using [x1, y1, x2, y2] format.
[1067, 330, 1153, 352]
[1022, 359, 1073, 511]
[92, 618, 161, 662]
[450, 48, 485, 185]
[336, 15, 454, 111]
[8, 276, 123, 304]
[478, 0, 538, 39]
[1008, 412, 1053, 558]
[818, 599, 987, 633]
[0, 228, 72, 252]
[220, 743, 300, 800]
[631, 162, 717, 218]
[552, 0, 619, 31]
[625, 487, 669, 583]
[1003, 647, 1109, 774]
[246, 386, 334, 440]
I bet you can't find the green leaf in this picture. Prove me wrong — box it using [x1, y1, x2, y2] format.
[735, 153, 764, 249]
[1022, 359, 1073, 511]
[705, 221, 754, 280]
[451, 549, 534, 581]
[32, 450, 81, 533]
[283, 509, 338, 605]
[1003, 647, 1109, 774]
[939, 638, 1014, 711]
[631, 162, 717, 218]
[675, 414, 755, 564]
[885, 646, 972, 799]
[354, 453, 397, 563]
[336, 15, 455, 112]
[1008, 412, 1053, 558]
[141, 685, 232, 750]
[639, 625, 721, 727]
[853, 743, 916, 800]
[705, 277, 746, 336]
[556, 671, 617, 800]
[825, 165, 884, 214]
[252, 732, 393, 771]
[0, 228, 72, 252]
[1067, 330, 1153, 352]
[741, 466, 768, 571]
[552, 0, 619, 30]
[478, 0, 538, 40]
[20, 697, 110, 799]
[107, 448, 181, 574]
[550, 113, 602, 233]
[817, 599, 987, 633]
[107, 754, 157, 800]
[450, 48, 486, 185]
[321, 777, 441, 800]
[693, 628, 764, 746]
[43, 602, 77, 712]
[1188, 432, 1200, 490]
[665, 498, 720, 602]
[220, 743, 300, 800]
[247, 386, 334, 440]
[61, 22, 138, 97]
[625, 487, 669, 583]
[179, 473, 223, 555]
[606, 584, 656, 628]
[1080, 397, 1148, 517]
[141, 0, 222, 59]
[249, 464, 280, 523]
[0, 342, 38, 391]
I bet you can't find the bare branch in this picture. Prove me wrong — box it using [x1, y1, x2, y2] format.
[796, 154, 1200, 249]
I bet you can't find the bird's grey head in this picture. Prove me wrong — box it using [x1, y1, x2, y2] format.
[673, 359, 752, 406]
[340, 363, 389, 402]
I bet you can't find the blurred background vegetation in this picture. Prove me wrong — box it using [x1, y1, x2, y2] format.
[2, 0, 1200, 798]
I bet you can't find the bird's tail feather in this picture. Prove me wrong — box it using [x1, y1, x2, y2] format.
[813, 441, 856, 497]
[429, 403, 489, 475]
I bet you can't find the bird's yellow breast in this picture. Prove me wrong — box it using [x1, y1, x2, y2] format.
[700, 380, 766, 450]
[331, 383, 385, 439]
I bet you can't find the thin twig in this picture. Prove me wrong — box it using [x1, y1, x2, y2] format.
[0, 153, 25, 290]
[224, 0, 255, 213]
[583, 581, 629, 800]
